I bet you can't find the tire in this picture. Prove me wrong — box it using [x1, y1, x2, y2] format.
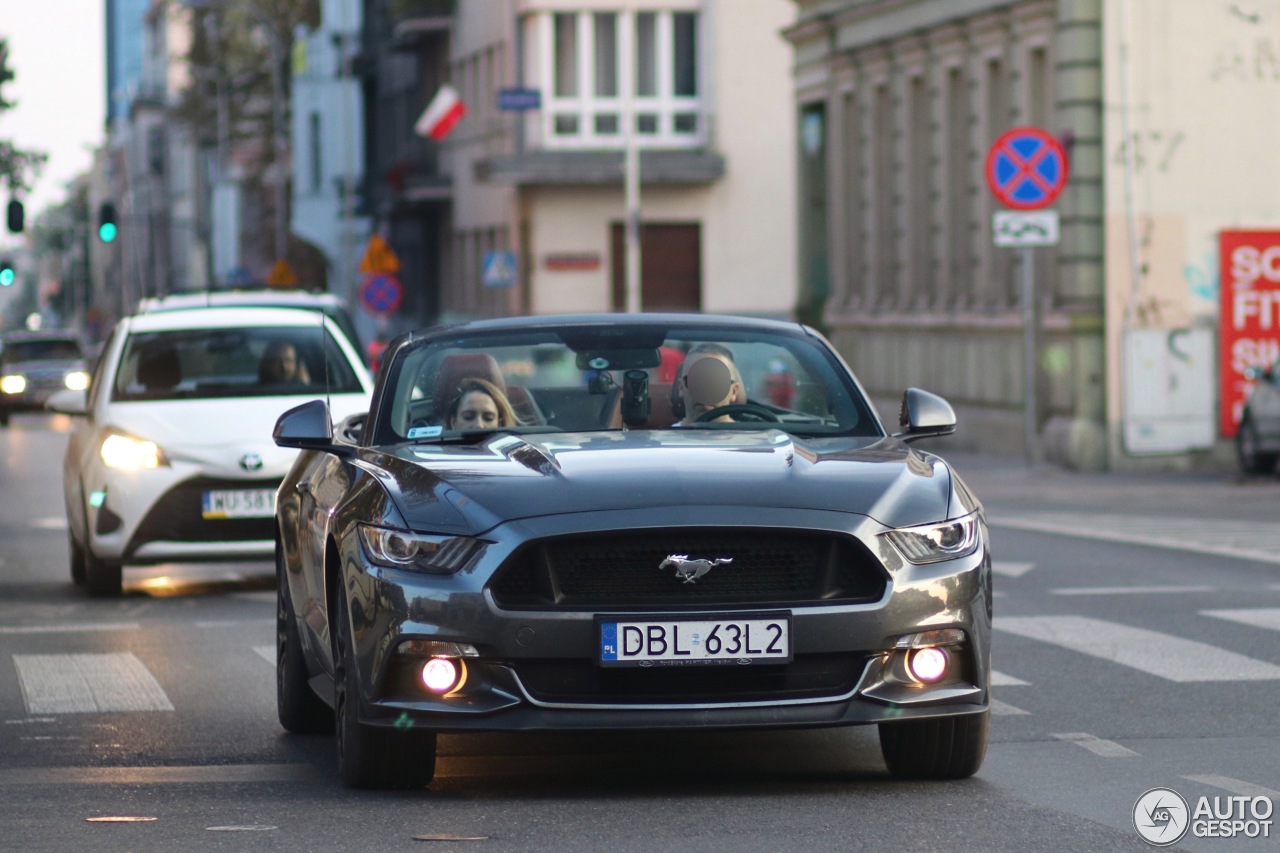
[277, 546, 332, 734]
[84, 547, 122, 597]
[334, 587, 437, 789]
[879, 711, 989, 779]
[0, 409, 9, 427]
[69, 532, 86, 585]
[1236, 415, 1278, 475]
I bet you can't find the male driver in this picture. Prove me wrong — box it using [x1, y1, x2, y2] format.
[677, 343, 745, 425]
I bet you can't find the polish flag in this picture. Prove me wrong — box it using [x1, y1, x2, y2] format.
[415, 84, 466, 141]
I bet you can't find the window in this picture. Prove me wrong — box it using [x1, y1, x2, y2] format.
[309, 112, 322, 193]
[540, 7, 703, 149]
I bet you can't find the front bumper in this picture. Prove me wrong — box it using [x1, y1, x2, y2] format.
[336, 507, 992, 733]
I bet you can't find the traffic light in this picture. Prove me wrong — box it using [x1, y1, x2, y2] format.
[98, 202, 118, 243]
[0, 258, 14, 287]
[6, 200, 23, 233]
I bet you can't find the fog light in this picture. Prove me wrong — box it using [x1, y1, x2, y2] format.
[907, 647, 948, 683]
[420, 657, 461, 694]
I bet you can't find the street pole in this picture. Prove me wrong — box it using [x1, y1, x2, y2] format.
[1022, 245, 1037, 466]
[623, 4, 641, 313]
[268, 20, 287, 264]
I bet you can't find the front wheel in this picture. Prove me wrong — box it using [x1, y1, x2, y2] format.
[1237, 415, 1278, 475]
[879, 711, 989, 779]
[334, 588, 437, 789]
[277, 546, 332, 734]
[84, 548, 122, 597]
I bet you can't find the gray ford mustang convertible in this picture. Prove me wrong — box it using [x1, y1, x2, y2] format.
[272, 314, 992, 788]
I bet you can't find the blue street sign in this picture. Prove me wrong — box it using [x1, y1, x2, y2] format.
[497, 88, 541, 111]
[482, 251, 518, 288]
[984, 127, 1069, 210]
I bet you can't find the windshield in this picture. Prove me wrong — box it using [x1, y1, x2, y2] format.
[374, 323, 881, 444]
[112, 325, 363, 402]
[1, 338, 83, 365]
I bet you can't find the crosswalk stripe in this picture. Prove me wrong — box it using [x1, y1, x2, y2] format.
[254, 646, 274, 665]
[995, 514, 1280, 564]
[996, 615, 1280, 682]
[1181, 775, 1280, 800]
[992, 561, 1036, 578]
[1052, 732, 1140, 757]
[0, 623, 140, 635]
[1052, 585, 1216, 596]
[1202, 608, 1280, 632]
[990, 670, 1030, 686]
[13, 654, 174, 714]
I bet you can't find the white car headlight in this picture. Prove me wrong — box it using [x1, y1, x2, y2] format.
[358, 524, 481, 575]
[64, 371, 90, 391]
[881, 512, 980, 564]
[100, 432, 169, 470]
[1, 374, 26, 395]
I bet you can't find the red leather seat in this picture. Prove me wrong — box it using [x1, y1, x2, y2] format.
[433, 352, 542, 425]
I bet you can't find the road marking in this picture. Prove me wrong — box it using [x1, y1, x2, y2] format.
[1051, 585, 1216, 596]
[1202, 607, 1280, 632]
[992, 561, 1036, 578]
[994, 514, 1280, 564]
[14, 653, 174, 714]
[1052, 732, 1140, 757]
[0, 764, 313, 785]
[194, 620, 273, 629]
[990, 670, 1030, 686]
[254, 646, 274, 665]
[1181, 775, 1280, 800]
[995, 615, 1280, 682]
[0, 623, 140, 635]
[32, 517, 68, 530]
[990, 698, 1031, 716]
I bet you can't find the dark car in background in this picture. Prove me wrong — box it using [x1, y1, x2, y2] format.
[0, 330, 89, 426]
[271, 313, 992, 789]
[1237, 361, 1280, 473]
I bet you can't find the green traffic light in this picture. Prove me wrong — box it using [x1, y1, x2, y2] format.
[99, 223, 118, 243]
[0, 268, 13, 287]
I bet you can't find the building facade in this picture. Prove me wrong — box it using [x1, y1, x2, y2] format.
[351, 0, 798, 333]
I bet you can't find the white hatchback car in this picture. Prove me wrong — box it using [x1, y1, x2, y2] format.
[53, 306, 374, 595]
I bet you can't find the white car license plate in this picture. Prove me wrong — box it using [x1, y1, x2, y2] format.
[598, 614, 791, 667]
[201, 489, 276, 519]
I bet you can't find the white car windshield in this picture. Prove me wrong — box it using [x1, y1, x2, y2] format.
[112, 326, 363, 401]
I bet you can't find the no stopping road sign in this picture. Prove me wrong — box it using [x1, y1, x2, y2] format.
[985, 127, 1068, 210]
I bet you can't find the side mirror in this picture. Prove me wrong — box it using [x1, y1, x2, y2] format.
[46, 388, 88, 416]
[273, 399, 350, 455]
[893, 387, 957, 443]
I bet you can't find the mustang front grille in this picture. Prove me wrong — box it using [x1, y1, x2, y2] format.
[489, 530, 887, 609]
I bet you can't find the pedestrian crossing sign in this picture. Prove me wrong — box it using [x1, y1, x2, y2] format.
[483, 251, 517, 288]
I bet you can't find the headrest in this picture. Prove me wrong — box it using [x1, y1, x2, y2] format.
[137, 347, 182, 391]
[434, 352, 506, 412]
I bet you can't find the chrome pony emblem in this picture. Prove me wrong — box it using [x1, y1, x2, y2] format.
[239, 452, 264, 472]
[660, 554, 733, 584]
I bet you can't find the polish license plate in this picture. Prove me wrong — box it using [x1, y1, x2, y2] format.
[201, 489, 276, 519]
[598, 613, 791, 667]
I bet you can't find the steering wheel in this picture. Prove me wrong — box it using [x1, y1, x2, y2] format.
[694, 403, 782, 423]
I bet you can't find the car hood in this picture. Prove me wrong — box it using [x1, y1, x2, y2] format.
[107, 393, 368, 475]
[371, 430, 960, 533]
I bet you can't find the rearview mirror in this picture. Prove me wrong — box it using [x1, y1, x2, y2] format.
[893, 387, 957, 443]
[273, 399, 350, 456]
[45, 388, 88, 416]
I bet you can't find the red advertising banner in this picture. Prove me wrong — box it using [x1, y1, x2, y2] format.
[1219, 230, 1280, 437]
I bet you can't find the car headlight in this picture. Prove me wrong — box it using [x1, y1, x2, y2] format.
[881, 512, 980, 564]
[100, 432, 169, 469]
[1, 374, 26, 395]
[358, 524, 482, 575]
[64, 371, 90, 391]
